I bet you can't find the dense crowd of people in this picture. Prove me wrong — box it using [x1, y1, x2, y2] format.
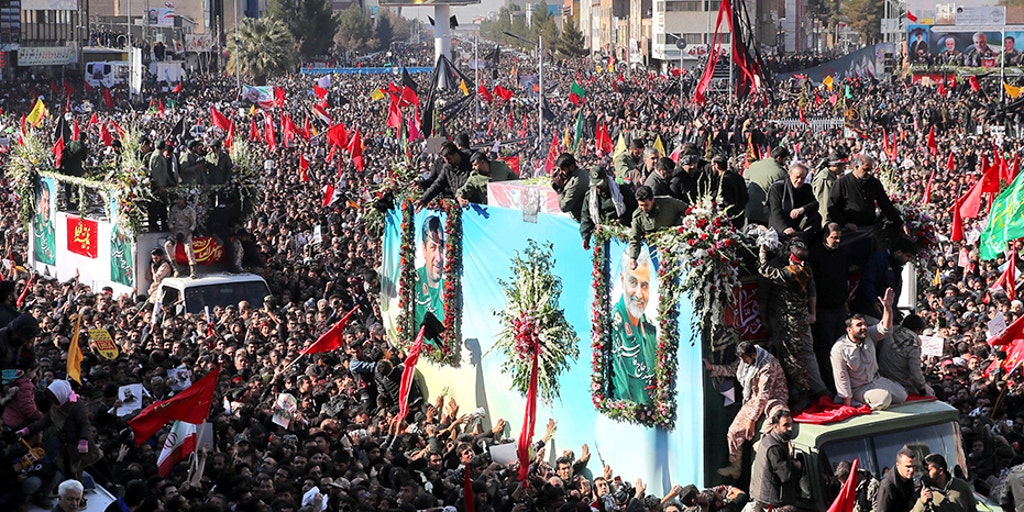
[1, 37, 1024, 512]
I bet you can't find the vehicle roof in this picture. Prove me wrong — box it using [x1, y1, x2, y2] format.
[160, 273, 268, 287]
[792, 400, 959, 451]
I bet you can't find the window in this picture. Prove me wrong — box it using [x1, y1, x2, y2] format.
[182, 281, 271, 314]
[665, 0, 701, 12]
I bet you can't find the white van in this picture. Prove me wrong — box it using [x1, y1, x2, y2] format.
[157, 273, 271, 315]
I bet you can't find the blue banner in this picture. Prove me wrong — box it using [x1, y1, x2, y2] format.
[301, 67, 433, 76]
[385, 204, 706, 493]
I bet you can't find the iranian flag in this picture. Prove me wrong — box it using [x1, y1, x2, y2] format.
[157, 421, 198, 477]
[568, 81, 587, 105]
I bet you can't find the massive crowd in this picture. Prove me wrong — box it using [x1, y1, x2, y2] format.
[0, 37, 1023, 512]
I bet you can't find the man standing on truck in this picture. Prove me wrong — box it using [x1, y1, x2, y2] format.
[147, 248, 172, 299]
[164, 194, 198, 279]
[748, 407, 802, 511]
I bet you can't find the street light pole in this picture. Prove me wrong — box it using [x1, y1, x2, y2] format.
[503, 31, 543, 147]
[234, 0, 239, 91]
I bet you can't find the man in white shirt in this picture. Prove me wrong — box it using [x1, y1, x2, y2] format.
[830, 287, 908, 410]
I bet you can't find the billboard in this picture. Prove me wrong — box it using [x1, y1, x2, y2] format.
[378, 0, 479, 5]
[18, 45, 77, 66]
[21, 0, 75, 9]
[908, 24, 1023, 68]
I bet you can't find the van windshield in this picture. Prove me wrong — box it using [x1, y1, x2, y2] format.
[817, 421, 964, 502]
[182, 281, 270, 314]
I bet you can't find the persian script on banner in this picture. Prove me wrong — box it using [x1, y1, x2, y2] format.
[173, 236, 225, 265]
[66, 216, 98, 258]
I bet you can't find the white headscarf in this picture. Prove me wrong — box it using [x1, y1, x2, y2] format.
[588, 172, 626, 222]
[47, 379, 78, 406]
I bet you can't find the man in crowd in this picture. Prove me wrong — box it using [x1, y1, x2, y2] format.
[828, 153, 904, 234]
[147, 247, 172, 299]
[711, 154, 748, 228]
[417, 142, 472, 211]
[809, 223, 849, 391]
[178, 139, 208, 186]
[748, 407, 802, 511]
[147, 140, 174, 232]
[878, 314, 935, 398]
[913, 453, 977, 512]
[811, 149, 848, 226]
[615, 138, 645, 183]
[877, 447, 920, 512]
[767, 162, 821, 241]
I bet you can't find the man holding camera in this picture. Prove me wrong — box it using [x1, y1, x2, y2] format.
[911, 453, 976, 512]
[163, 194, 198, 278]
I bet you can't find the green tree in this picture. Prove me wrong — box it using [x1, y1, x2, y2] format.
[376, 13, 395, 51]
[481, 6, 531, 48]
[228, 18, 297, 84]
[530, 1, 560, 50]
[266, 0, 339, 59]
[556, 17, 587, 58]
[840, 0, 883, 44]
[335, 5, 377, 54]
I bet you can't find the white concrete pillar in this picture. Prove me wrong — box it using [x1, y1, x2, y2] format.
[434, 4, 451, 65]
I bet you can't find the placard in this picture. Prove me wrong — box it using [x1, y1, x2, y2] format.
[88, 328, 119, 359]
[920, 335, 945, 357]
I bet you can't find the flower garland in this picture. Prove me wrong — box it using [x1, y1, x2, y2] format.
[491, 240, 579, 404]
[893, 199, 941, 267]
[669, 199, 750, 347]
[109, 128, 153, 236]
[590, 225, 678, 429]
[395, 199, 462, 367]
[9, 130, 47, 224]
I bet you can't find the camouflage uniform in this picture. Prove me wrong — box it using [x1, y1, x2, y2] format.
[164, 201, 197, 276]
[758, 252, 829, 397]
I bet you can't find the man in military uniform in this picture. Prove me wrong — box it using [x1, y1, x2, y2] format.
[414, 215, 445, 329]
[205, 139, 233, 200]
[178, 139, 208, 187]
[456, 151, 518, 205]
[148, 141, 174, 231]
[551, 153, 589, 221]
[580, 166, 636, 250]
[1004, 36, 1021, 66]
[608, 246, 658, 404]
[614, 138, 645, 184]
[965, 32, 997, 67]
[629, 185, 687, 270]
[745, 146, 790, 227]
[812, 149, 848, 227]
[758, 240, 830, 411]
[163, 194, 198, 278]
[939, 36, 964, 65]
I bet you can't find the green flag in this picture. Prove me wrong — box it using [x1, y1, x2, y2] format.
[979, 171, 1024, 260]
[568, 81, 587, 105]
[571, 110, 584, 152]
[844, 84, 852, 99]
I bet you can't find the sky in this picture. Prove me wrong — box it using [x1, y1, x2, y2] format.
[394, 1, 507, 24]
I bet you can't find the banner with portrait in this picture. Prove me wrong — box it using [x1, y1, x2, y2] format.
[110, 224, 134, 287]
[32, 176, 56, 266]
[907, 24, 1024, 68]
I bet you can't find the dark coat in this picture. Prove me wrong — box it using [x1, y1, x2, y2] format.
[876, 466, 917, 512]
[749, 431, 801, 506]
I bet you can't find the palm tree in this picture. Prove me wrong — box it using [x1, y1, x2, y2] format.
[228, 18, 298, 84]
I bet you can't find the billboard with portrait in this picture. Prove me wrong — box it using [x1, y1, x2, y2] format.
[908, 24, 1024, 68]
[412, 209, 446, 330]
[603, 241, 661, 404]
[33, 177, 56, 266]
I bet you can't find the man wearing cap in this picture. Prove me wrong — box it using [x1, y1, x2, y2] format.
[745, 146, 790, 227]
[456, 152, 515, 205]
[551, 153, 589, 221]
[164, 194, 198, 278]
[812, 149, 848, 226]
[178, 139, 208, 187]
[205, 138, 233, 190]
[147, 248, 172, 298]
[671, 153, 716, 204]
[878, 314, 935, 397]
[147, 140, 174, 232]
[0, 281, 17, 328]
[580, 166, 636, 250]
[629, 185, 687, 269]
[615, 138, 645, 183]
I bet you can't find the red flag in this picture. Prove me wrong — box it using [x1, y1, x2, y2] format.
[83, 80, 93, 93]
[327, 122, 348, 149]
[49, 80, 59, 94]
[882, 128, 892, 159]
[63, 82, 74, 98]
[463, 466, 476, 512]
[210, 107, 231, 131]
[996, 252, 1018, 302]
[15, 274, 35, 309]
[386, 98, 403, 128]
[264, 113, 276, 151]
[301, 116, 312, 140]
[281, 113, 296, 146]
[946, 152, 956, 171]
[158, 100, 165, 116]
[493, 85, 513, 101]
[907, 10, 918, 22]
[829, 93, 838, 105]
[395, 326, 426, 426]
[799, 106, 809, 126]
[102, 87, 114, 110]
[959, 175, 987, 219]
[542, 133, 560, 174]
[171, 82, 182, 94]
[274, 86, 286, 107]
[1011, 155, 1021, 182]
[127, 366, 221, 445]
[88, 112, 98, 127]
[937, 82, 947, 97]
[827, 458, 860, 512]
[299, 307, 359, 354]
[249, 116, 260, 142]
[969, 76, 981, 92]
[922, 169, 935, 205]
[299, 154, 310, 182]
[990, 313, 1024, 346]
[322, 183, 340, 207]
[927, 126, 937, 156]
[477, 85, 493, 103]
[224, 122, 235, 150]
[100, 123, 114, 147]
[348, 130, 364, 172]
[313, 84, 328, 99]
[596, 121, 613, 154]
[71, 119, 80, 141]
[52, 136, 65, 168]
[399, 86, 419, 107]
[517, 345, 540, 485]
[325, 145, 336, 164]
[951, 197, 965, 242]
[109, 119, 125, 137]
[499, 156, 520, 176]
